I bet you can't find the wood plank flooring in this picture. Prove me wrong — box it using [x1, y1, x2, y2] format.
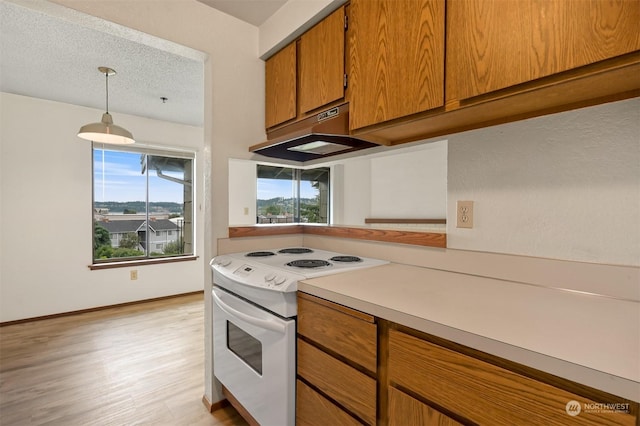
[0, 293, 248, 426]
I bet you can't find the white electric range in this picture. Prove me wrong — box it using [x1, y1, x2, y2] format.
[210, 247, 388, 426]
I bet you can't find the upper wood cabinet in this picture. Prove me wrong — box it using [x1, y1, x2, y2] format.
[446, 0, 640, 101]
[348, 0, 445, 130]
[265, 42, 297, 129]
[299, 7, 345, 114]
[264, 7, 346, 130]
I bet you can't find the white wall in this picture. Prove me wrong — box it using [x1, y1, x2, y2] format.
[0, 93, 205, 322]
[258, 0, 346, 58]
[447, 97, 640, 266]
[334, 158, 371, 225]
[370, 141, 447, 219]
[8, 0, 265, 405]
[228, 159, 257, 225]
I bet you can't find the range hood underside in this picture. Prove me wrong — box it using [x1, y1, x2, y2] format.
[252, 133, 379, 162]
[250, 103, 380, 162]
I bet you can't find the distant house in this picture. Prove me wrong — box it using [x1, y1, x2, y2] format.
[97, 219, 179, 253]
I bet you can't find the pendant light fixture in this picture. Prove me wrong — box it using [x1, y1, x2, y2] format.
[78, 67, 135, 144]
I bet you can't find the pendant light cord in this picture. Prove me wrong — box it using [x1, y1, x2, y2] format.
[105, 71, 109, 114]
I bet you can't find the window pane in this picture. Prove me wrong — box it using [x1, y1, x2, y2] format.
[256, 165, 329, 224]
[300, 167, 329, 224]
[93, 147, 194, 263]
[256, 165, 296, 224]
[93, 149, 146, 261]
[147, 154, 193, 257]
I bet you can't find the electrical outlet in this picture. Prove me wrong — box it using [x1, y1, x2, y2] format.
[243, 207, 249, 215]
[130, 270, 138, 280]
[456, 201, 474, 228]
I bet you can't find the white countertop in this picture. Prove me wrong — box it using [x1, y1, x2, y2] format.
[298, 263, 640, 402]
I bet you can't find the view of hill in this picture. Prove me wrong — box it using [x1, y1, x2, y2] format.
[94, 201, 183, 214]
[257, 197, 317, 212]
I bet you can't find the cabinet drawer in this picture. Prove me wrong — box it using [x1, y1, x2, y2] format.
[389, 329, 636, 426]
[297, 293, 377, 373]
[298, 339, 377, 425]
[296, 379, 361, 426]
[388, 387, 462, 426]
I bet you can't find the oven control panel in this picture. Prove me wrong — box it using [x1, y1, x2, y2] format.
[211, 256, 301, 293]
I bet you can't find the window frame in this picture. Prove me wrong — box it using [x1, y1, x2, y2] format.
[91, 143, 196, 267]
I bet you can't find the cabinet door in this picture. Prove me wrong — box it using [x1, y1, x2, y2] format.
[389, 329, 637, 426]
[389, 387, 462, 426]
[265, 42, 297, 128]
[299, 6, 345, 114]
[446, 0, 640, 101]
[349, 0, 445, 130]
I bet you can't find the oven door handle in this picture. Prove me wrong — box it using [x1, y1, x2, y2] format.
[212, 289, 286, 333]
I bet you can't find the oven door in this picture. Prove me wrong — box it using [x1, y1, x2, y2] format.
[212, 286, 295, 426]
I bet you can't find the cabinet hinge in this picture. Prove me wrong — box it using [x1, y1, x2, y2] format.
[344, 15, 348, 30]
[343, 73, 348, 89]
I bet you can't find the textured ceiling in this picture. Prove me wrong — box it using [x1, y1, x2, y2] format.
[196, 0, 287, 26]
[0, 0, 206, 127]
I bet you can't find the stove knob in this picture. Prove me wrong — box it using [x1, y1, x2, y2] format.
[265, 273, 276, 282]
[274, 275, 287, 286]
[215, 257, 232, 267]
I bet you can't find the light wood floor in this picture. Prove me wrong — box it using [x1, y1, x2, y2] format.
[0, 293, 248, 426]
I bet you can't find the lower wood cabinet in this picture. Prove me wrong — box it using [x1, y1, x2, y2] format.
[298, 339, 376, 424]
[296, 379, 361, 426]
[296, 292, 639, 426]
[388, 387, 462, 426]
[296, 293, 377, 425]
[388, 328, 637, 426]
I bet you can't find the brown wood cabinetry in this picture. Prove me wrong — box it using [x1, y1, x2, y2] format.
[297, 291, 377, 372]
[345, 0, 639, 146]
[446, 0, 640, 102]
[295, 293, 639, 425]
[262, 1, 638, 151]
[388, 387, 462, 426]
[296, 379, 361, 426]
[264, 7, 346, 131]
[296, 292, 377, 425]
[264, 42, 297, 128]
[388, 328, 637, 426]
[299, 6, 345, 114]
[348, 0, 445, 130]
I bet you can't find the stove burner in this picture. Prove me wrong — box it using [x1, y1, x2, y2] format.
[286, 259, 331, 269]
[329, 256, 362, 263]
[245, 251, 276, 257]
[278, 248, 314, 254]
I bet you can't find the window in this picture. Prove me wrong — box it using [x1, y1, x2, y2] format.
[93, 144, 195, 263]
[256, 165, 329, 224]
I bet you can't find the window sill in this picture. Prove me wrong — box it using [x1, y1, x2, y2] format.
[89, 255, 198, 270]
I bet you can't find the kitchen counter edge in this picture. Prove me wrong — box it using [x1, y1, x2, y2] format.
[297, 263, 640, 403]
